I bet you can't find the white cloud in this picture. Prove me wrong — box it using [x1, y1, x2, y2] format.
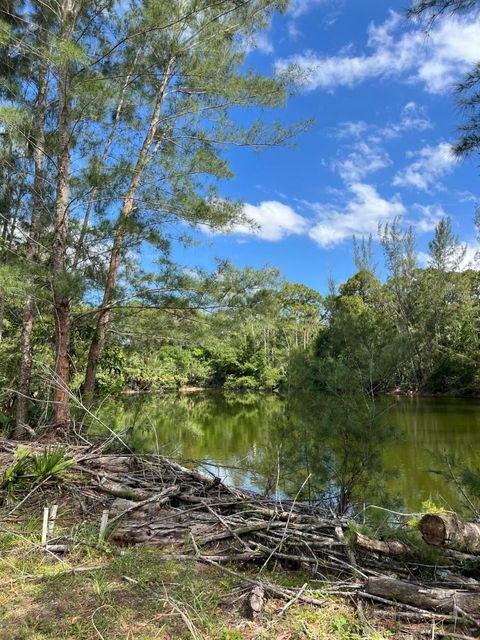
[335, 120, 370, 140]
[276, 11, 480, 94]
[457, 190, 480, 203]
[288, 0, 331, 19]
[461, 243, 480, 270]
[254, 33, 274, 55]
[221, 201, 309, 241]
[335, 103, 432, 143]
[393, 142, 458, 191]
[333, 141, 391, 182]
[418, 242, 479, 271]
[412, 204, 446, 232]
[308, 183, 405, 248]
[398, 102, 432, 133]
[287, 21, 302, 41]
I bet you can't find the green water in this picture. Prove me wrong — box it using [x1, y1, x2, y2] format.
[95, 392, 480, 512]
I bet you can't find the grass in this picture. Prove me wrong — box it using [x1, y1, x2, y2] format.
[0, 519, 393, 640]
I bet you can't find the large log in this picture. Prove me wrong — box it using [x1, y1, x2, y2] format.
[366, 576, 480, 615]
[351, 532, 410, 556]
[419, 513, 480, 554]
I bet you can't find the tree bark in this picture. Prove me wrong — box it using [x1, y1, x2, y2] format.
[71, 57, 137, 271]
[351, 531, 410, 556]
[82, 56, 174, 400]
[15, 61, 48, 438]
[0, 166, 17, 343]
[366, 575, 480, 615]
[419, 513, 480, 554]
[51, 0, 77, 428]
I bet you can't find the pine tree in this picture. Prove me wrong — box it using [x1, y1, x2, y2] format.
[81, 0, 300, 399]
[428, 216, 465, 271]
[15, 7, 49, 436]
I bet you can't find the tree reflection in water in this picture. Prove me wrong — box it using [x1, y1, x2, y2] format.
[91, 389, 398, 515]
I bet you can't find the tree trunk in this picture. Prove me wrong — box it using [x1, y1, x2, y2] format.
[419, 513, 480, 554]
[51, 0, 76, 428]
[0, 171, 16, 343]
[0, 298, 5, 344]
[366, 575, 480, 615]
[15, 62, 48, 438]
[71, 57, 137, 271]
[83, 56, 174, 400]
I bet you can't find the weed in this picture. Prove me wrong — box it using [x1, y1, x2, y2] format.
[1, 446, 31, 492]
[0, 446, 74, 496]
[407, 498, 446, 529]
[30, 446, 75, 481]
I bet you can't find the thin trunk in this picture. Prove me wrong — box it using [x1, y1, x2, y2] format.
[15, 62, 48, 438]
[0, 299, 5, 345]
[52, 0, 76, 428]
[72, 57, 137, 271]
[83, 56, 174, 399]
[0, 171, 15, 343]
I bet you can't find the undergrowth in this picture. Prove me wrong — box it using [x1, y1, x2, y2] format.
[0, 446, 74, 497]
[0, 517, 394, 640]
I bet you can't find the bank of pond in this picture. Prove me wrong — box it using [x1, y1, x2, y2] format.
[87, 391, 480, 515]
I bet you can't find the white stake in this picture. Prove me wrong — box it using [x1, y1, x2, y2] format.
[48, 504, 58, 536]
[41, 506, 49, 545]
[99, 510, 109, 542]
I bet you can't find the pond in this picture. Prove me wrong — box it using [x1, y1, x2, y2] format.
[93, 391, 480, 513]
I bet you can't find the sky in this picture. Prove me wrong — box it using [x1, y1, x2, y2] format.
[172, 0, 480, 293]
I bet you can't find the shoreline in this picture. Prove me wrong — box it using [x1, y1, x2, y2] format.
[0, 437, 479, 639]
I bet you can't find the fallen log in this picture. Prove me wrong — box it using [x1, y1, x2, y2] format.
[95, 479, 153, 501]
[419, 513, 480, 554]
[351, 531, 410, 556]
[366, 576, 480, 616]
[109, 486, 180, 526]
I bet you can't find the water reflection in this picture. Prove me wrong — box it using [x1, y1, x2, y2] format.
[91, 392, 480, 512]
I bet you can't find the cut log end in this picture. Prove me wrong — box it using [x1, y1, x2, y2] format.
[248, 585, 265, 620]
[419, 513, 448, 547]
[419, 512, 480, 554]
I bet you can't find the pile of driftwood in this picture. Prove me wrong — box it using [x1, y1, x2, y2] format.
[1, 439, 480, 636]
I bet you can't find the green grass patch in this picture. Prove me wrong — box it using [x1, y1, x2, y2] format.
[0, 521, 393, 639]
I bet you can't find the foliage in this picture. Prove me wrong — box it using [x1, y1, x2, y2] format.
[29, 446, 75, 482]
[407, 498, 448, 529]
[0, 446, 31, 492]
[0, 446, 74, 494]
[0, 0, 310, 430]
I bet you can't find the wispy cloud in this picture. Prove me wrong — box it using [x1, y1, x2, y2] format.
[393, 142, 457, 191]
[412, 204, 446, 232]
[276, 11, 480, 94]
[333, 141, 391, 183]
[307, 183, 405, 248]
[288, 0, 332, 19]
[335, 103, 432, 143]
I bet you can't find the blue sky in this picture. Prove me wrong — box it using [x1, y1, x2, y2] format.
[173, 0, 480, 293]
